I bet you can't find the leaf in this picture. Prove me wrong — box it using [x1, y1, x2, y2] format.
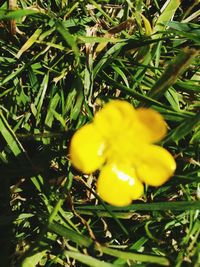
[94, 42, 126, 77]
[94, 18, 134, 55]
[141, 14, 152, 35]
[146, 48, 199, 102]
[190, 125, 200, 144]
[182, 9, 200, 23]
[45, 93, 60, 129]
[101, 247, 169, 266]
[49, 222, 170, 266]
[0, 110, 25, 157]
[17, 28, 42, 58]
[0, 9, 37, 20]
[65, 251, 118, 267]
[76, 201, 200, 212]
[167, 21, 200, 44]
[114, 237, 148, 265]
[68, 77, 84, 121]
[167, 21, 200, 33]
[50, 109, 66, 128]
[164, 112, 200, 143]
[101, 71, 170, 109]
[78, 36, 120, 44]
[35, 72, 49, 124]
[21, 250, 47, 267]
[175, 80, 200, 93]
[88, 0, 115, 25]
[56, 21, 80, 64]
[153, 0, 181, 37]
[0, 65, 25, 86]
[48, 221, 93, 248]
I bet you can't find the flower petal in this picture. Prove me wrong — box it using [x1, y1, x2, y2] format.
[94, 100, 137, 138]
[97, 163, 144, 206]
[70, 123, 106, 173]
[136, 145, 176, 186]
[136, 108, 167, 143]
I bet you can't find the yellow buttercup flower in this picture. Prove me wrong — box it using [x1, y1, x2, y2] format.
[70, 123, 106, 173]
[69, 100, 176, 206]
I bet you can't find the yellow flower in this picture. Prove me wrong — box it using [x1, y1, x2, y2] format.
[69, 100, 176, 206]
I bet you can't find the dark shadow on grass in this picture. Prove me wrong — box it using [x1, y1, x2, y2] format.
[0, 136, 71, 266]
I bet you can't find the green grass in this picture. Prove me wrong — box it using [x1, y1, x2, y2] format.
[0, 0, 200, 266]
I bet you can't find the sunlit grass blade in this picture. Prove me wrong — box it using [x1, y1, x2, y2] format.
[153, 0, 181, 37]
[0, 9, 37, 20]
[146, 48, 199, 102]
[0, 109, 25, 157]
[0, 65, 25, 86]
[48, 221, 93, 247]
[21, 250, 47, 267]
[101, 247, 169, 266]
[17, 28, 42, 58]
[65, 251, 118, 267]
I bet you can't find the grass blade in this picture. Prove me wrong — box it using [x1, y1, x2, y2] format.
[164, 112, 200, 143]
[76, 201, 200, 212]
[17, 28, 42, 58]
[50, 222, 170, 266]
[48, 221, 93, 248]
[101, 247, 169, 266]
[0, 9, 37, 20]
[145, 48, 199, 102]
[153, 0, 181, 37]
[65, 251, 118, 267]
[21, 250, 47, 267]
[56, 21, 80, 64]
[0, 110, 25, 157]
